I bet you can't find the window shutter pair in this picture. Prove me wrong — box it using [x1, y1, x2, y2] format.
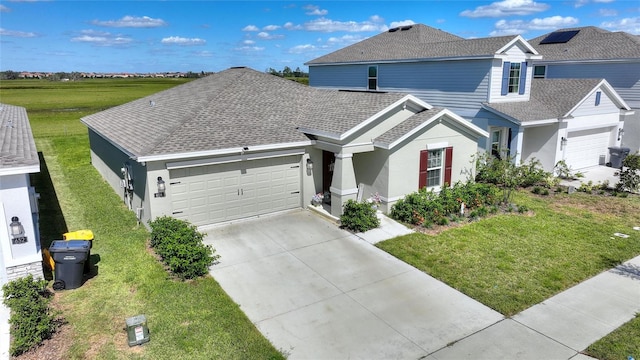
[418, 147, 453, 189]
[500, 61, 527, 95]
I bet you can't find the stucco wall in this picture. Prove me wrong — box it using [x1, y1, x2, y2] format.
[521, 125, 559, 170]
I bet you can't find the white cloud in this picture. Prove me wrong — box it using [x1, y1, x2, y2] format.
[234, 45, 265, 52]
[299, 17, 388, 33]
[326, 34, 365, 45]
[598, 8, 617, 17]
[283, 22, 302, 30]
[243, 39, 255, 45]
[192, 50, 213, 57]
[91, 15, 167, 28]
[289, 44, 316, 54]
[389, 20, 416, 28]
[161, 36, 206, 46]
[263, 24, 280, 31]
[71, 32, 133, 46]
[574, 0, 613, 7]
[256, 31, 284, 40]
[242, 25, 259, 32]
[490, 16, 579, 36]
[303, 5, 328, 16]
[601, 17, 640, 34]
[0, 28, 36, 37]
[461, 0, 549, 18]
[0, 4, 10, 12]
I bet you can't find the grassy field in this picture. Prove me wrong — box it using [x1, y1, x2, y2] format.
[0, 78, 192, 137]
[2, 78, 284, 359]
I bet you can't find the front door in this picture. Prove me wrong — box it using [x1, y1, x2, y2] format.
[322, 151, 335, 203]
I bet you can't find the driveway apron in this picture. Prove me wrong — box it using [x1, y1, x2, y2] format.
[203, 209, 503, 359]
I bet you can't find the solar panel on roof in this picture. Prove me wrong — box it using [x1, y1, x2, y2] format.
[539, 30, 580, 44]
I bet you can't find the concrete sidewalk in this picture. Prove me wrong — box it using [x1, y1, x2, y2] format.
[427, 254, 640, 359]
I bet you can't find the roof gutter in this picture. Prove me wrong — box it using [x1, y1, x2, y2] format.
[136, 140, 313, 163]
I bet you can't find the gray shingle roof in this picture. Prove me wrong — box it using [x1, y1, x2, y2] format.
[306, 24, 522, 65]
[374, 107, 446, 145]
[529, 26, 640, 61]
[0, 103, 40, 171]
[483, 78, 604, 123]
[81, 67, 408, 158]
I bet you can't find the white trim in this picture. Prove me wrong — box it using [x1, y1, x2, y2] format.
[137, 141, 312, 163]
[520, 118, 560, 127]
[564, 79, 631, 117]
[533, 59, 640, 65]
[335, 153, 353, 159]
[166, 149, 305, 170]
[306, 54, 543, 67]
[298, 94, 432, 141]
[0, 165, 40, 176]
[568, 123, 617, 133]
[496, 35, 540, 56]
[381, 194, 404, 203]
[426, 142, 448, 150]
[329, 186, 359, 196]
[376, 108, 488, 149]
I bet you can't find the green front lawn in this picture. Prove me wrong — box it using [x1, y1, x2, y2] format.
[35, 135, 283, 359]
[378, 191, 640, 316]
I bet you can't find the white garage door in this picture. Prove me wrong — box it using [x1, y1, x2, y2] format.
[564, 128, 611, 170]
[169, 155, 301, 226]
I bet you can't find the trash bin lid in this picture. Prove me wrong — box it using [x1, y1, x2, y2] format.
[126, 314, 147, 327]
[49, 240, 91, 252]
[63, 230, 94, 241]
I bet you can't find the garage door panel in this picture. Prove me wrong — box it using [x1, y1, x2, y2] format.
[169, 155, 302, 226]
[565, 128, 612, 169]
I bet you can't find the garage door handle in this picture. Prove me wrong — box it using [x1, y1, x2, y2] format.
[170, 181, 181, 185]
[291, 191, 300, 194]
[172, 211, 183, 214]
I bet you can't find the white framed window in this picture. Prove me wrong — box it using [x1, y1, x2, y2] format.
[368, 65, 377, 90]
[533, 65, 546, 79]
[426, 149, 443, 188]
[508, 63, 521, 94]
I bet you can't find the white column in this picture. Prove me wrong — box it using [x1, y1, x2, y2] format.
[513, 127, 524, 164]
[329, 153, 358, 216]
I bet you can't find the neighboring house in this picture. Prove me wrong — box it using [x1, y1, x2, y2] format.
[0, 104, 43, 287]
[81, 67, 487, 226]
[529, 26, 640, 154]
[483, 78, 630, 170]
[305, 24, 632, 171]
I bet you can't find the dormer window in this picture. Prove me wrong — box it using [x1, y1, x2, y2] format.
[368, 66, 378, 90]
[508, 63, 521, 93]
[501, 61, 528, 96]
[534, 65, 546, 79]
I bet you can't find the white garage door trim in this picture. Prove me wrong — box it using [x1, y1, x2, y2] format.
[564, 128, 612, 170]
[169, 155, 302, 226]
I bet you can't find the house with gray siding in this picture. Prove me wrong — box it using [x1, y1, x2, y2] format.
[306, 24, 633, 172]
[0, 104, 43, 286]
[82, 67, 487, 227]
[529, 26, 640, 154]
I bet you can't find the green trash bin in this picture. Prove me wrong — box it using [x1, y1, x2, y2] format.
[126, 315, 150, 346]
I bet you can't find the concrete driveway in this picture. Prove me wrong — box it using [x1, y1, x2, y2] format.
[203, 209, 503, 359]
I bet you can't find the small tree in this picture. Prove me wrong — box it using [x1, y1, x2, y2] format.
[616, 153, 640, 193]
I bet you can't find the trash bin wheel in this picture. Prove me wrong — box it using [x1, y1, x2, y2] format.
[52, 280, 65, 291]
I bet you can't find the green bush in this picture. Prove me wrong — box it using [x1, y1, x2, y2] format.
[390, 182, 499, 225]
[149, 216, 219, 280]
[616, 153, 640, 193]
[2, 275, 58, 356]
[340, 199, 380, 232]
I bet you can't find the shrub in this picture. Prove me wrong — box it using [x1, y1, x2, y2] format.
[2, 275, 58, 356]
[149, 216, 219, 280]
[517, 204, 530, 213]
[532, 186, 542, 194]
[340, 199, 380, 232]
[616, 153, 640, 193]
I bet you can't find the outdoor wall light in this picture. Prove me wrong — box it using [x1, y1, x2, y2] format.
[10, 216, 27, 244]
[618, 128, 624, 141]
[155, 177, 166, 198]
[560, 137, 568, 150]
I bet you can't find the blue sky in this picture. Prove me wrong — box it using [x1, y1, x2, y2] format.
[1, 0, 639, 73]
